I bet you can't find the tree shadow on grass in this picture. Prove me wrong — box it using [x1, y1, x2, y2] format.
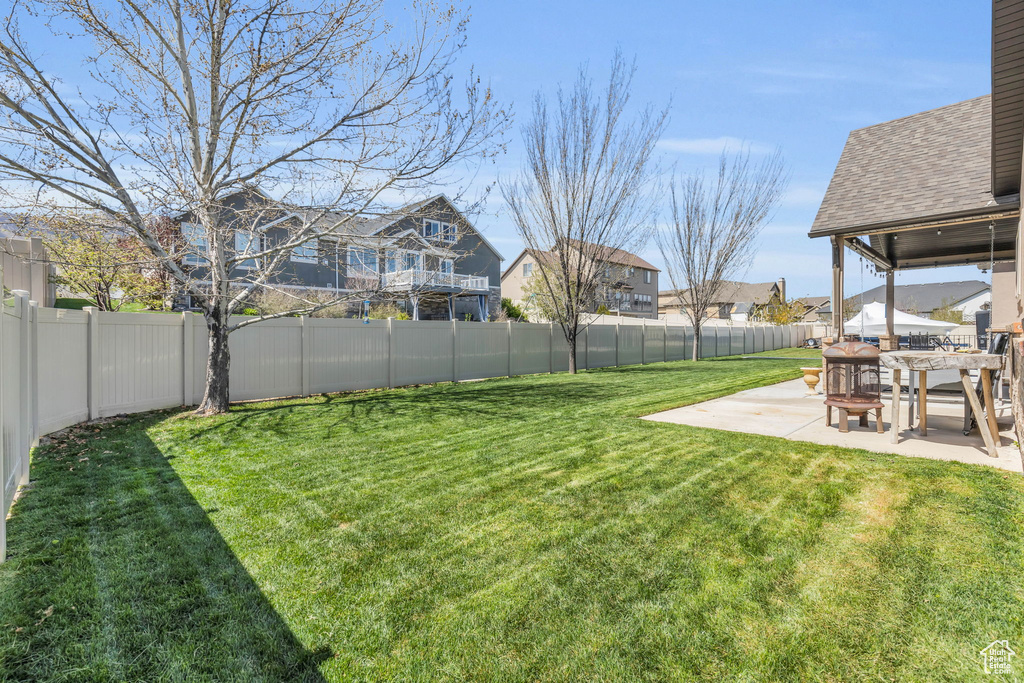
[183, 358, 807, 442]
[0, 413, 330, 682]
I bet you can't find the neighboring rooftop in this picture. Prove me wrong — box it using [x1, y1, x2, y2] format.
[659, 280, 781, 307]
[502, 242, 659, 279]
[850, 280, 991, 314]
[810, 96, 1007, 236]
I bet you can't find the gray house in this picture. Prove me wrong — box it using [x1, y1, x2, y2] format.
[175, 190, 503, 320]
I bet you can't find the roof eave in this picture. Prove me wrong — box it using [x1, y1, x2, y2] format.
[808, 198, 1021, 239]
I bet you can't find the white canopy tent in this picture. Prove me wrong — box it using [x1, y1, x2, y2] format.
[845, 301, 958, 336]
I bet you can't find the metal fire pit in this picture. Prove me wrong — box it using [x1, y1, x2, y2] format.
[823, 341, 884, 433]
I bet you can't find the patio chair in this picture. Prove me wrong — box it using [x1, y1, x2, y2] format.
[924, 332, 1009, 436]
[908, 333, 933, 350]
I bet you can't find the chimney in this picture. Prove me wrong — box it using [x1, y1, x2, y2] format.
[777, 277, 786, 302]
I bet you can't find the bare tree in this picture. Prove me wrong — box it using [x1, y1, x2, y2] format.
[501, 53, 666, 372]
[657, 151, 787, 361]
[0, 0, 508, 413]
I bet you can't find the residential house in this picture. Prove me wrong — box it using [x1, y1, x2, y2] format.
[0, 217, 56, 306]
[174, 190, 503, 320]
[500, 243, 659, 319]
[799, 296, 832, 323]
[658, 278, 788, 321]
[849, 280, 991, 322]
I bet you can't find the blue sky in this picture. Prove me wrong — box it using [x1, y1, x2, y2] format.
[455, 0, 993, 299]
[9, 1, 995, 300]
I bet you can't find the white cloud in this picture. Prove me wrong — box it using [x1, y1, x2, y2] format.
[658, 136, 774, 155]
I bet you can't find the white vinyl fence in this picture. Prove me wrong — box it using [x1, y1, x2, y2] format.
[0, 277, 810, 560]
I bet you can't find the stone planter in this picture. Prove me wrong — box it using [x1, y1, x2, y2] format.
[800, 367, 823, 395]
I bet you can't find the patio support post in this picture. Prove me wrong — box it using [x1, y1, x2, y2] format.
[831, 236, 845, 339]
[447, 293, 454, 321]
[411, 295, 420, 321]
[885, 270, 895, 338]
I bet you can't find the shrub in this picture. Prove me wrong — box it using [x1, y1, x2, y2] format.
[500, 297, 528, 322]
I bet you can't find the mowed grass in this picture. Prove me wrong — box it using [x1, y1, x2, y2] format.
[2, 348, 1023, 681]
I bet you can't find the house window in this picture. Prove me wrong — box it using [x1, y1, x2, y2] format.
[347, 246, 378, 276]
[292, 239, 318, 263]
[423, 219, 456, 243]
[604, 265, 611, 278]
[403, 251, 422, 270]
[643, 269, 651, 284]
[234, 230, 258, 269]
[386, 249, 422, 272]
[628, 266, 635, 277]
[181, 222, 208, 265]
[440, 259, 454, 276]
[523, 262, 533, 277]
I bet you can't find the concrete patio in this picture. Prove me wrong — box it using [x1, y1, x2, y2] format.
[643, 378, 1023, 473]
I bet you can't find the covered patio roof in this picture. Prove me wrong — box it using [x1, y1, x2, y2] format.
[809, 0, 1024, 335]
[809, 95, 1020, 270]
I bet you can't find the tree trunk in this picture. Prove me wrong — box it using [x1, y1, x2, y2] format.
[692, 326, 701, 362]
[197, 308, 231, 415]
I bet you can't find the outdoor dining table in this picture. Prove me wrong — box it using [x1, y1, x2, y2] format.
[879, 350, 1004, 457]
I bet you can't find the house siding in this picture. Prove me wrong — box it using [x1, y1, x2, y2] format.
[500, 250, 659, 319]
[176, 193, 503, 320]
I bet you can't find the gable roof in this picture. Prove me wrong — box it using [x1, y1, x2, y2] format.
[659, 280, 781, 307]
[851, 279, 990, 313]
[194, 191, 504, 260]
[810, 96, 1005, 236]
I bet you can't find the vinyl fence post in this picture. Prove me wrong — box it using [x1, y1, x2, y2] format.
[663, 319, 668, 363]
[387, 317, 395, 389]
[85, 306, 100, 420]
[641, 318, 646, 365]
[615, 321, 620, 367]
[300, 316, 310, 398]
[28, 301, 38, 454]
[584, 324, 589, 370]
[452, 319, 459, 382]
[507, 320, 513, 378]
[13, 292, 30, 487]
[182, 312, 194, 406]
[548, 322, 554, 374]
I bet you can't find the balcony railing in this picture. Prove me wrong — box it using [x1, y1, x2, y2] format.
[381, 269, 489, 292]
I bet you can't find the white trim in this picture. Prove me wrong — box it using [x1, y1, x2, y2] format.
[254, 213, 300, 234]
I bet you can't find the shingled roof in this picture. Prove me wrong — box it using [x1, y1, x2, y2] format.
[850, 279, 990, 314]
[659, 280, 781, 307]
[810, 96, 1002, 236]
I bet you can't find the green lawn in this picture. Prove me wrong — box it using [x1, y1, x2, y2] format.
[2, 349, 1023, 681]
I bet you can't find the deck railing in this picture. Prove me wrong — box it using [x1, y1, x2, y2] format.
[381, 269, 489, 292]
